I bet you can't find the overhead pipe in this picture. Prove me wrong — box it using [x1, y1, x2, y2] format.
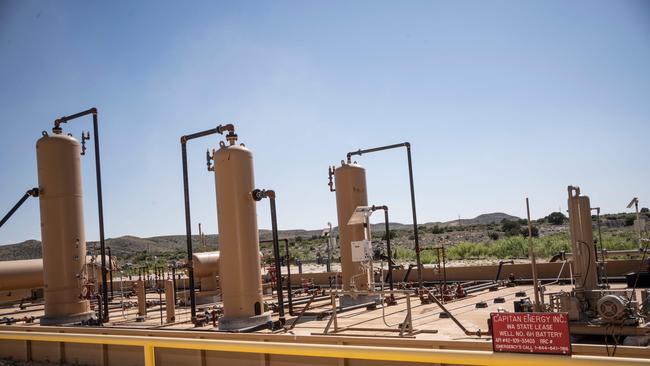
[251, 189, 285, 325]
[180, 124, 235, 323]
[346, 142, 423, 290]
[0, 188, 39, 228]
[53, 107, 109, 322]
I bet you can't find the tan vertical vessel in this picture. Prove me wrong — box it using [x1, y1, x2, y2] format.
[567, 186, 598, 292]
[213, 136, 270, 330]
[37, 131, 93, 325]
[334, 162, 378, 306]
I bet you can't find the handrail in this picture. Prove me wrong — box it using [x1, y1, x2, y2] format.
[1, 331, 648, 366]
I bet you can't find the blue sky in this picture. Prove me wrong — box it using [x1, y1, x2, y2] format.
[1, 1, 649, 244]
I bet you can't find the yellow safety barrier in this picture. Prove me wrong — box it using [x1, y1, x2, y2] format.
[0, 330, 648, 366]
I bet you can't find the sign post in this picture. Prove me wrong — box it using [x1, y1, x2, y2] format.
[491, 312, 571, 355]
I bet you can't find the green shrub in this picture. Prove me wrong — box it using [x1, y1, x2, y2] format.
[501, 220, 521, 237]
[545, 212, 567, 225]
[520, 226, 539, 237]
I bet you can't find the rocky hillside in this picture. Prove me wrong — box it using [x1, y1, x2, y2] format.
[0, 212, 519, 262]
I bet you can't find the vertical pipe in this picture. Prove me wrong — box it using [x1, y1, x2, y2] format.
[326, 222, 333, 273]
[636, 201, 641, 250]
[171, 266, 177, 305]
[595, 208, 608, 287]
[181, 142, 197, 322]
[405, 145, 423, 289]
[526, 198, 541, 311]
[285, 239, 293, 315]
[442, 243, 447, 292]
[92, 112, 110, 322]
[158, 283, 163, 326]
[108, 247, 114, 300]
[383, 209, 394, 292]
[269, 194, 285, 324]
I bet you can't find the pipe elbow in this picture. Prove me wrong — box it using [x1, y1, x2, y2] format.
[252, 189, 275, 200]
[90, 107, 98, 114]
[27, 188, 39, 197]
[217, 124, 235, 134]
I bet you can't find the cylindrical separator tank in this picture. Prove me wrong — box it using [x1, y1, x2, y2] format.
[212, 136, 270, 330]
[36, 130, 93, 325]
[0, 256, 112, 293]
[0, 259, 44, 292]
[567, 186, 598, 292]
[192, 251, 220, 304]
[334, 162, 379, 306]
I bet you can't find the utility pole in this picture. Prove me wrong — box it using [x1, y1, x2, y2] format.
[526, 198, 541, 311]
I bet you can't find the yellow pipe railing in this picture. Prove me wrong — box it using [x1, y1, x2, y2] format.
[0, 331, 648, 366]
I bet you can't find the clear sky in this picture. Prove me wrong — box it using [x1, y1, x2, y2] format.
[1, 1, 649, 245]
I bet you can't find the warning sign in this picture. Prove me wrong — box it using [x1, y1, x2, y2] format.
[491, 312, 571, 355]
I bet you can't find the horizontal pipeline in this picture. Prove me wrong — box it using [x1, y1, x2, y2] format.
[0, 331, 648, 366]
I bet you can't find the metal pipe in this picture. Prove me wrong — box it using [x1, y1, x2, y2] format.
[6, 331, 648, 366]
[171, 266, 177, 305]
[423, 289, 487, 337]
[53, 108, 109, 322]
[108, 247, 114, 300]
[284, 238, 293, 316]
[494, 260, 514, 282]
[346, 142, 422, 289]
[180, 124, 233, 323]
[0, 188, 39, 228]
[371, 205, 394, 293]
[261, 238, 294, 315]
[252, 189, 285, 324]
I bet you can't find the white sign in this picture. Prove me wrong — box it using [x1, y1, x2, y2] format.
[351, 240, 372, 262]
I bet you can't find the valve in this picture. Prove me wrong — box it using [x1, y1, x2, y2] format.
[328, 166, 336, 192]
[206, 149, 214, 171]
[81, 131, 90, 155]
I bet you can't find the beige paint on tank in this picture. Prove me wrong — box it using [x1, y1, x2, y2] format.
[334, 162, 372, 292]
[192, 251, 220, 278]
[36, 132, 92, 325]
[0, 256, 112, 292]
[0, 259, 43, 292]
[213, 140, 266, 328]
[192, 252, 220, 301]
[567, 186, 598, 291]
